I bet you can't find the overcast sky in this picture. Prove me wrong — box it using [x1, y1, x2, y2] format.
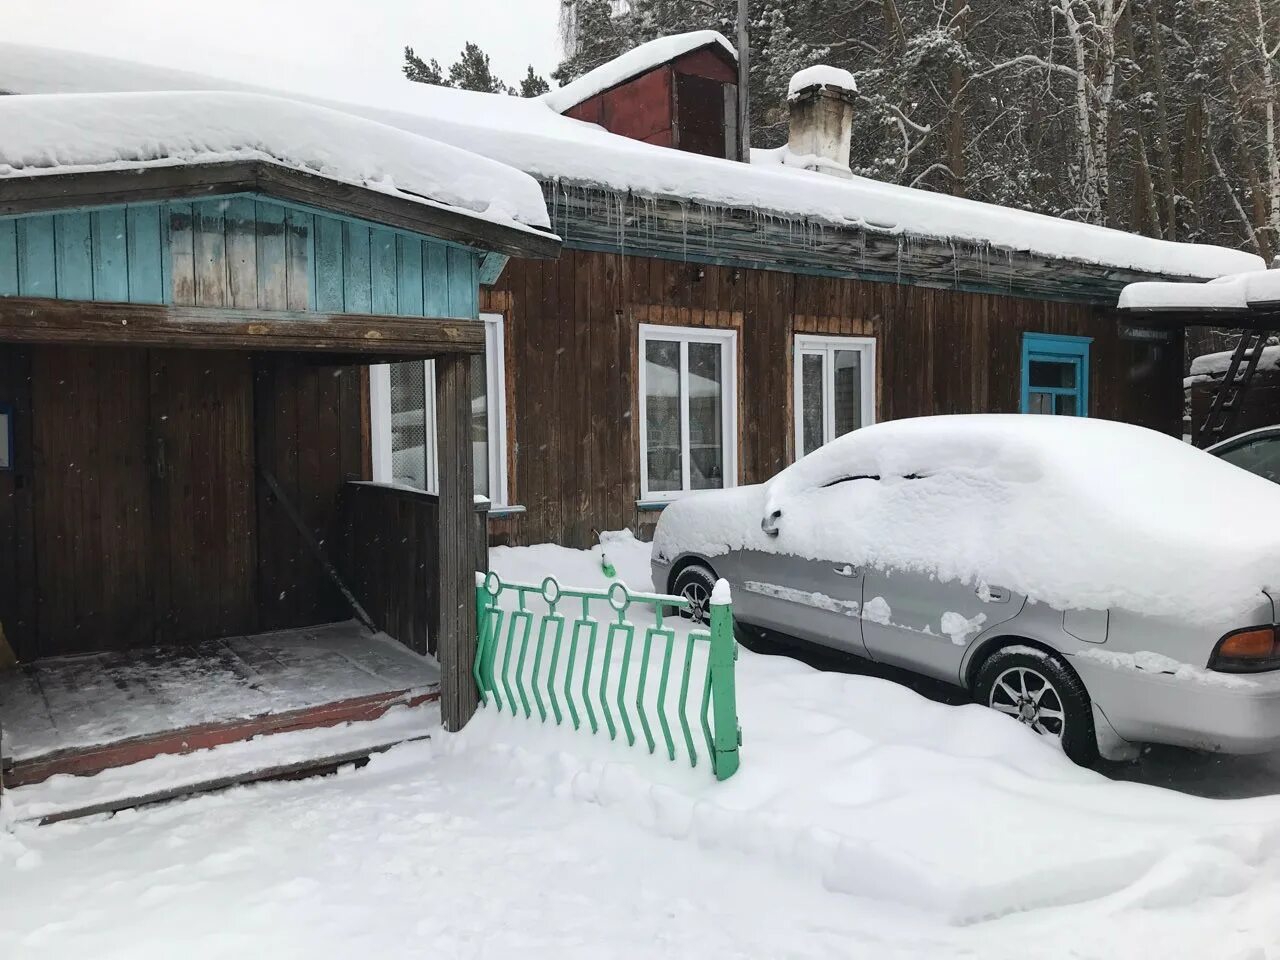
[8, 0, 564, 99]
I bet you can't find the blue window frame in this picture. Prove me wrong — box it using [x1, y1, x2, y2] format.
[1021, 333, 1091, 417]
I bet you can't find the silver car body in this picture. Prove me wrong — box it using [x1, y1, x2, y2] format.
[653, 509, 1280, 762]
[655, 417, 1280, 773]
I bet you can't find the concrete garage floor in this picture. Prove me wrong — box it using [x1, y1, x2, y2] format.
[739, 630, 1280, 800]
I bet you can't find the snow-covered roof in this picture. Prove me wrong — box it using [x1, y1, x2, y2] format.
[788, 65, 858, 101]
[0, 90, 553, 236]
[0, 42, 1264, 281]
[1190, 344, 1280, 378]
[540, 31, 737, 114]
[654, 414, 1280, 625]
[1119, 269, 1280, 313]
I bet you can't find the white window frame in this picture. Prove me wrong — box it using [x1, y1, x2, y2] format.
[792, 334, 876, 459]
[637, 323, 738, 504]
[371, 312, 509, 506]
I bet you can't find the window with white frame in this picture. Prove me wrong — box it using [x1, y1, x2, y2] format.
[638, 324, 737, 502]
[793, 335, 876, 459]
[370, 313, 508, 505]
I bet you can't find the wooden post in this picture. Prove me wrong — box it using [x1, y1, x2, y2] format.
[474, 498, 491, 576]
[736, 0, 751, 163]
[435, 353, 479, 731]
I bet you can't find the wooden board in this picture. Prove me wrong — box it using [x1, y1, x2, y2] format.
[30, 346, 154, 654]
[149, 351, 257, 642]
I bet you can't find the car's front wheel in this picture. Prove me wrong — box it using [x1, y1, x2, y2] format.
[671, 564, 717, 624]
[973, 645, 1098, 766]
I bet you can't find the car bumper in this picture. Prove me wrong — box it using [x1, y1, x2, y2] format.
[1072, 654, 1280, 754]
[650, 558, 672, 595]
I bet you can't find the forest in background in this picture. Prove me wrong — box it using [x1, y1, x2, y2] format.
[550, 0, 1280, 266]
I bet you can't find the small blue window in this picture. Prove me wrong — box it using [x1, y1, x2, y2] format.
[1021, 333, 1091, 417]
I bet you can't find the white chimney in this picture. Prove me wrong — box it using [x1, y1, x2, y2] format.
[786, 65, 858, 179]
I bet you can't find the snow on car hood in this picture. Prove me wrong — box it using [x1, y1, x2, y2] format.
[653, 415, 1280, 626]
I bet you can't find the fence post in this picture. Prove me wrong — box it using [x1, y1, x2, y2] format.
[708, 581, 741, 781]
[473, 575, 494, 700]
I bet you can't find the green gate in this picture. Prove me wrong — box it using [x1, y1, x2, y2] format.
[473, 572, 741, 781]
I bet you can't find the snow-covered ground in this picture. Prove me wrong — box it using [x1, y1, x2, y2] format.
[4, 532, 1280, 958]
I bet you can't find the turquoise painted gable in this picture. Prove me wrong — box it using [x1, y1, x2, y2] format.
[0, 195, 482, 319]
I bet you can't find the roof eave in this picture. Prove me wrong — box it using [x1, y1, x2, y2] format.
[0, 159, 562, 260]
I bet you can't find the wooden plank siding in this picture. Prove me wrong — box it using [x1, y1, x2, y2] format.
[0, 196, 484, 321]
[482, 248, 1183, 549]
[0, 343, 369, 661]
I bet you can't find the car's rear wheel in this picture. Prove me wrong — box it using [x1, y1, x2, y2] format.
[671, 564, 716, 624]
[973, 646, 1098, 766]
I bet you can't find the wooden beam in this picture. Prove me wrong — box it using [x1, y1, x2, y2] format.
[434, 353, 479, 731]
[0, 297, 485, 357]
[0, 162, 260, 216]
[0, 161, 561, 261]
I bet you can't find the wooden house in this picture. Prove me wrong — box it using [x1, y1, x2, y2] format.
[0, 38, 1265, 565]
[0, 87, 558, 812]
[357, 34, 1263, 548]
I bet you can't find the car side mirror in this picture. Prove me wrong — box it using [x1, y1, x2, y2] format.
[761, 509, 782, 537]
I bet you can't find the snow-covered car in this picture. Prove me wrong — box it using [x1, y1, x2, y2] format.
[651, 415, 1280, 765]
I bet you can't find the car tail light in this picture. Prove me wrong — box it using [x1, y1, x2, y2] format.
[1209, 625, 1280, 672]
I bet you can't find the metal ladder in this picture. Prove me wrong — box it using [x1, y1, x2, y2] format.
[1200, 330, 1269, 444]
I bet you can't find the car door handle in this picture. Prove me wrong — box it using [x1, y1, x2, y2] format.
[980, 585, 1011, 603]
[833, 564, 858, 577]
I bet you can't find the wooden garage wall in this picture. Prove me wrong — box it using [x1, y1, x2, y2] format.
[482, 249, 1183, 549]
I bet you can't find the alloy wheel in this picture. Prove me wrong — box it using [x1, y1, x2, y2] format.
[681, 580, 711, 624]
[987, 666, 1067, 739]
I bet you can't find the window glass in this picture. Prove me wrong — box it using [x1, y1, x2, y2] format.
[1027, 392, 1053, 415]
[688, 341, 724, 489]
[645, 339, 682, 492]
[832, 349, 862, 438]
[1029, 359, 1076, 389]
[470, 353, 489, 498]
[801, 353, 824, 456]
[1054, 393, 1077, 416]
[1219, 437, 1280, 483]
[390, 360, 428, 488]
[378, 316, 506, 502]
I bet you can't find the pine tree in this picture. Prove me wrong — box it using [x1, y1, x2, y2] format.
[519, 66, 552, 98]
[448, 42, 511, 94]
[403, 46, 449, 86]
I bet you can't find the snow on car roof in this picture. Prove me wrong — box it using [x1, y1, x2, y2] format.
[540, 30, 737, 114]
[0, 90, 553, 235]
[0, 41, 1263, 281]
[655, 415, 1280, 625]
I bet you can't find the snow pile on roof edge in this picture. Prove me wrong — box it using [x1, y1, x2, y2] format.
[654, 415, 1280, 624]
[541, 31, 736, 114]
[1120, 269, 1280, 312]
[0, 90, 552, 233]
[1190, 344, 1280, 378]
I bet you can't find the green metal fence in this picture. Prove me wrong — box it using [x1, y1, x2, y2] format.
[473, 572, 741, 781]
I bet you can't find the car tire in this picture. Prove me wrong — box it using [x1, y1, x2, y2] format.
[973, 645, 1098, 766]
[671, 564, 717, 625]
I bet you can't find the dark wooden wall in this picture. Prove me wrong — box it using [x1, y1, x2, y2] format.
[0, 344, 368, 660]
[482, 249, 1183, 549]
